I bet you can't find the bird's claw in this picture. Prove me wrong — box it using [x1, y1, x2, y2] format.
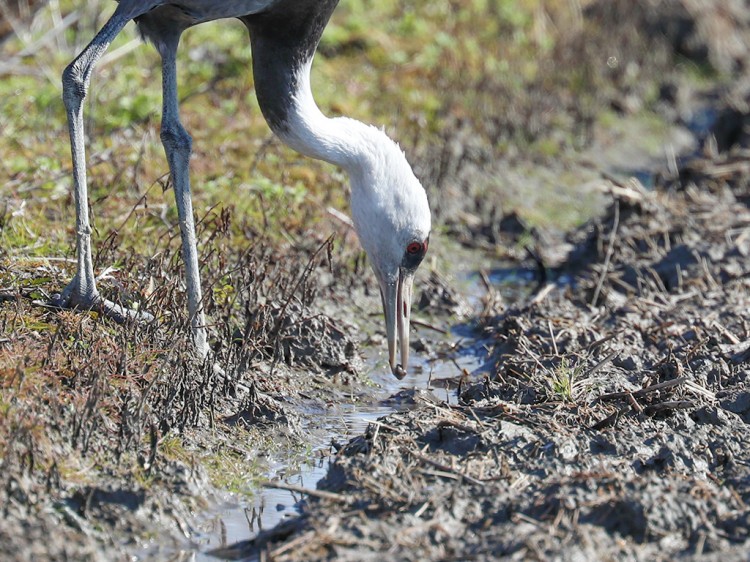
[52, 278, 155, 324]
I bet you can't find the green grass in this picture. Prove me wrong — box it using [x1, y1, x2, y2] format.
[0, 0, 604, 266]
[549, 357, 581, 402]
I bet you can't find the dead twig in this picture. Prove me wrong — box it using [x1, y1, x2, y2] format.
[268, 529, 318, 559]
[262, 480, 353, 504]
[597, 376, 688, 402]
[626, 392, 643, 414]
[683, 380, 716, 402]
[643, 400, 695, 415]
[591, 200, 620, 307]
[582, 350, 618, 378]
[410, 318, 448, 334]
[589, 404, 630, 430]
[529, 283, 555, 306]
[548, 319, 559, 356]
[326, 206, 354, 228]
[712, 320, 741, 345]
[407, 449, 484, 486]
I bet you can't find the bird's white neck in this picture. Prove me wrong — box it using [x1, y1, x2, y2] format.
[277, 59, 400, 192]
[274, 57, 430, 262]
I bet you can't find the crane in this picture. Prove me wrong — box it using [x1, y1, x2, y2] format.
[55, 0, 431, 379]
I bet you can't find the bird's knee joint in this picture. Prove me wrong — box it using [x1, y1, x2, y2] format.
[62, 62, 88, 107]
[160, 126, 193, 154]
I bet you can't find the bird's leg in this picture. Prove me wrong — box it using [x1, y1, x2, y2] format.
[158, 34, 209, 359]
[54, 10, 153, 324]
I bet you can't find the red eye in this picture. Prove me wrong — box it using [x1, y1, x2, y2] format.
[407, 242, 423, 255]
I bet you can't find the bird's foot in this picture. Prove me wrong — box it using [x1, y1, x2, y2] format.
[52, 276, 221, 369]
[51, 275, 155, 324]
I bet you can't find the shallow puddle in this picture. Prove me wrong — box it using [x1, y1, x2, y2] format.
[189, 403, 394, 559]
[189, 337, 489, 559]
[155, 261, 533, 560]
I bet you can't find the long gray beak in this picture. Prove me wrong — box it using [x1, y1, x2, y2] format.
[380, 269, 414, 379]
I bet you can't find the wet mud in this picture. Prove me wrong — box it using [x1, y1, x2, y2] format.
[2, 0, 750, 560]
[210, 96, 750, 560]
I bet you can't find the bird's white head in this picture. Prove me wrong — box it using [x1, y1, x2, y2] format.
[275, 67, 431, 378]
[344, 123, 431, 379]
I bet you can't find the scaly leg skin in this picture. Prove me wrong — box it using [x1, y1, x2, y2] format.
[53, 8, 155, 325]
[157, 31, 210, 359]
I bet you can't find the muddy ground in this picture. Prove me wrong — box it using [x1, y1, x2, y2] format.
[2, 0, 750, 561]
[233, 153, 750, 560]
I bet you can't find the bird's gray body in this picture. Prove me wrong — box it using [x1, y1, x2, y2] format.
[57, 0, 431, 377]
[132, 0, 337, 131]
